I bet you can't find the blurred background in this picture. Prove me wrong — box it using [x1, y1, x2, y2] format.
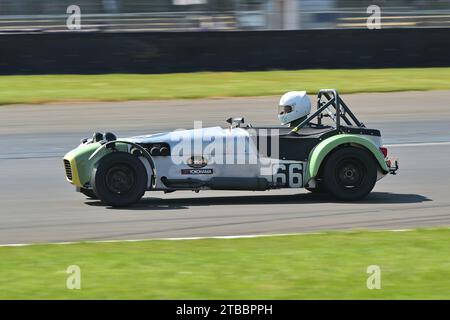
[1, 0, 450, 33]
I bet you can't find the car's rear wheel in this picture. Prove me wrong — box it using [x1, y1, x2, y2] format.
[91, 152, 147, 207]
[323, 147, 377, 201]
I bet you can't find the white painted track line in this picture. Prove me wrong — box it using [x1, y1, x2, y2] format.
[0, 228, 431, 248]
[386, 141, 450, 147]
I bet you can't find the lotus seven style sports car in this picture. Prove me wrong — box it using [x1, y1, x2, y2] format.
[63, 89, 398, 207]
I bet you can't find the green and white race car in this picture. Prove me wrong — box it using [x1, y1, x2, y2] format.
[63, 89, 398, 207]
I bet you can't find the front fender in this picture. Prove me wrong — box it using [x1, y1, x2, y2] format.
[306, 134, 388, 181]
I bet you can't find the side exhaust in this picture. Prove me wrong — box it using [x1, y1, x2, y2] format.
[160, 177, 269, 191]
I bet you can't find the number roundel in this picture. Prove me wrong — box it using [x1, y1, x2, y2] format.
[273, 163, 303, 188]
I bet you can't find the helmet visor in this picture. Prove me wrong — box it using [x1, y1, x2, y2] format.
[278, 105, 293, 115]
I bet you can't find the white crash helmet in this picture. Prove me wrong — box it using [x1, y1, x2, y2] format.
[278, 91, 311, 125]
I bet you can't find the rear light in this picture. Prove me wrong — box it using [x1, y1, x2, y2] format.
[380, 147, 388, 158]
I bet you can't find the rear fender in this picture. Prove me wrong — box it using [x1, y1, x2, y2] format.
[306, 134, 388, 181]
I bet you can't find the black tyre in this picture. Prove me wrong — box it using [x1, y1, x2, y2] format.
[305, 182, 327, 194]
[323, 147, 377, 201]
[80, 187, 97, 199]
[91, 152, 148, 207]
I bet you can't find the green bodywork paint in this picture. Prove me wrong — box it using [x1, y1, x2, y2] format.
[306, 134, 389, 181]
[63, 142, 128, 187]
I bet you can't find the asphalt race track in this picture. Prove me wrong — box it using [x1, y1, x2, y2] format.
[1, 91, 450, 244]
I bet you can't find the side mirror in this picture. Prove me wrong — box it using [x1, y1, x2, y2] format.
[226, 117, 245, 127]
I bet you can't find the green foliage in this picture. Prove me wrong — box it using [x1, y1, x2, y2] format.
[0, 68, 449, 105]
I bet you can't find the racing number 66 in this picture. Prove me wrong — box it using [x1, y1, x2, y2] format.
[273, 163, 303, 188]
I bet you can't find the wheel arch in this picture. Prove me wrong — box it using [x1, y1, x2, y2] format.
[87, 141, 156, 188]
[306, 134, 388, 181]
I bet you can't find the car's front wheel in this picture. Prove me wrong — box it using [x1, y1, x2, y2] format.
[323, 147, 377, 201]
[91, 152, 148, 207]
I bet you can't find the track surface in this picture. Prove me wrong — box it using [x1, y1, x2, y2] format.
[1, 91, 450, 244]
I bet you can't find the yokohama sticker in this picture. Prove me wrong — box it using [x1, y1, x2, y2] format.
[181, 168, 213, 175]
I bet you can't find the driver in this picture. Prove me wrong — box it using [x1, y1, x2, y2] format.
[278, 91, 311, 128]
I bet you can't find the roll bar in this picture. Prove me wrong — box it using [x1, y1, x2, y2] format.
[290, 89, 364, 134]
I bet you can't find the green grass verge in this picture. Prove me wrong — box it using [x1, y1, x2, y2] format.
[1, 68, 450, 105]
[0, 228, 449, 299]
